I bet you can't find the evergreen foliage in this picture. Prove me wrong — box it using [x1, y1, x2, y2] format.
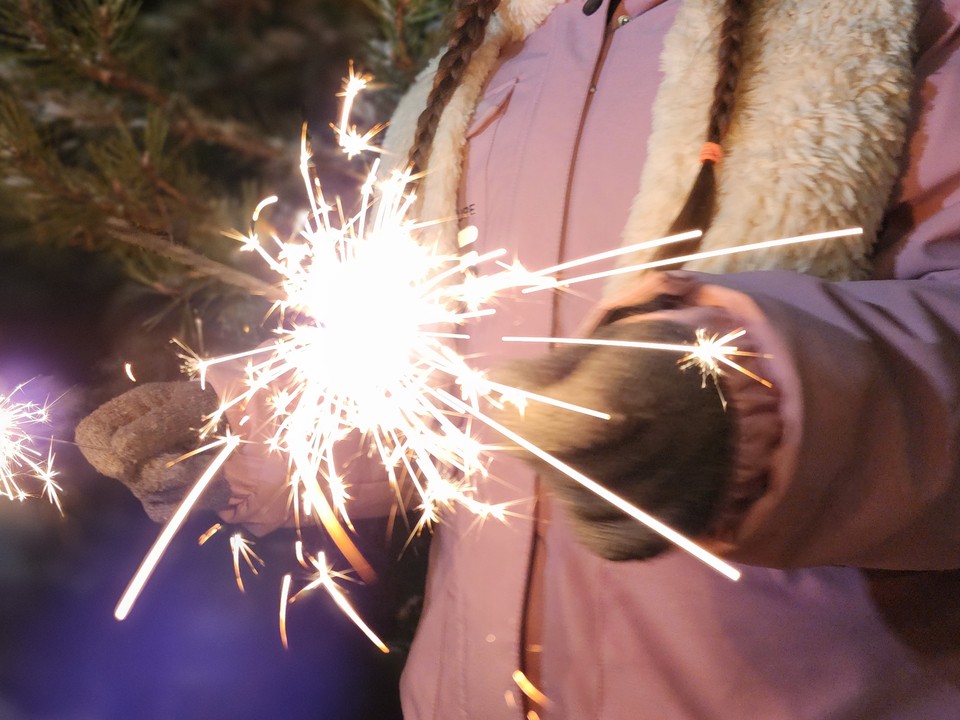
[360, 0, 449, 101]
[0, 5, 450, 698]
[0, 0, 449, 350]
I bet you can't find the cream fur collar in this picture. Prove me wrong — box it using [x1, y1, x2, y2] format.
[383, 0, 918, 285]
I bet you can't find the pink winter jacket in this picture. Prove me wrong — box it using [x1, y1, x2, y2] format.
[218, 1, 960, 718]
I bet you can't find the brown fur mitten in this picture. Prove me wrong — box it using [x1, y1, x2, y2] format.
[76, 382, 231, 522]
[492, 320, 733, 561]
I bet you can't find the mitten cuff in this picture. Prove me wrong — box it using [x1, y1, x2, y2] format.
[601, 272, 786, 549]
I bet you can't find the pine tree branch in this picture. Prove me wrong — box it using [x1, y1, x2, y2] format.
[104, 218, 282, 301]
[10, 0, 287, 162]
[359, 0, 449, 93]
[392, 0, 414, 73]
[1, 0, 446, 344]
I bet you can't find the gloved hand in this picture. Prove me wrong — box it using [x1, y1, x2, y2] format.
[492, 318, 733, 561]
[76, 381, 232, 523]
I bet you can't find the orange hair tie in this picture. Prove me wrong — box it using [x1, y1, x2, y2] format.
[699, 142, 724, 164]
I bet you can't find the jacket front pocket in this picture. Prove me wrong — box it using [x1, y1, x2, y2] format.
[465, 76, 519, 140]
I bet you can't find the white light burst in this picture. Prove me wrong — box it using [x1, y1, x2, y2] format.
[193, 145, 563, 584]
[0, 385, 60, 513]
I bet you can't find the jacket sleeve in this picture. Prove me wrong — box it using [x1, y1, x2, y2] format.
[687, 7, 960, 568]
[694, 262, 960, 570]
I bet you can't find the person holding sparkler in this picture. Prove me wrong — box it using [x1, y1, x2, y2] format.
[79, 0, 960, 718]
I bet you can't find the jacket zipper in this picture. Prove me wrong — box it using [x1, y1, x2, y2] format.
[519, 4, 627, 718]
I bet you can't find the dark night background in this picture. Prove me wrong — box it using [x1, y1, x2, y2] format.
[0, 1, 445, 717]
[0, 246, 423, 720]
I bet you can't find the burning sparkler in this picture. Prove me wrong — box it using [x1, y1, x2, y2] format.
[0, 384, 60, 512]
[112, 66, 860, 647]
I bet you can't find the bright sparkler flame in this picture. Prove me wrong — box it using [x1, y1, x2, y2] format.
[192, 142, 559, 565]
[0, 385, 60, 512]
[186, 133, 743, 628]
[114, 66, 855, 649]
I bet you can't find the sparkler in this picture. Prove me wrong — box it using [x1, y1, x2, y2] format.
[112, 66, 856, 649]
[0, 384, 60, 512]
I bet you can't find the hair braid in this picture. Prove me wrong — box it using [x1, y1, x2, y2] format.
[408, 0, 502, 174]
[707, 0, 749, 144]
[664, 0, 751, 247]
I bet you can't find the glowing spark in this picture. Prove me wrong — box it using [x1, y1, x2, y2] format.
[230, 533, 265, 593]
[333, 63, 385, 159]
[502, 329, 773, 388]
[295, 552, 390, 653]
[280, 574, 292, 650]
[526, 229, 702, 282]
[525, 228, 864, 292]
[123, 363, 137, 383]
[114, 435, 240, 621]
[338, 63, 369, 133]
[198, 523, 222, 545]
[0, 386, 60, 512]
[680, 328, 773, 388]
[474, 378, 611, 420]
[253, 196, 279, 222]
[513, 669, 551, 708]
[294, 539, 310, 569]
[180, 141, 746, 639]
[37, 443, 62, 513]
[503, 336, 702, 352]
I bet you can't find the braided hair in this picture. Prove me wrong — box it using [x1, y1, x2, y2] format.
[665, 0, 750, 245]
[411, 0, 750, 242]
[408, 0, 502, 174]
